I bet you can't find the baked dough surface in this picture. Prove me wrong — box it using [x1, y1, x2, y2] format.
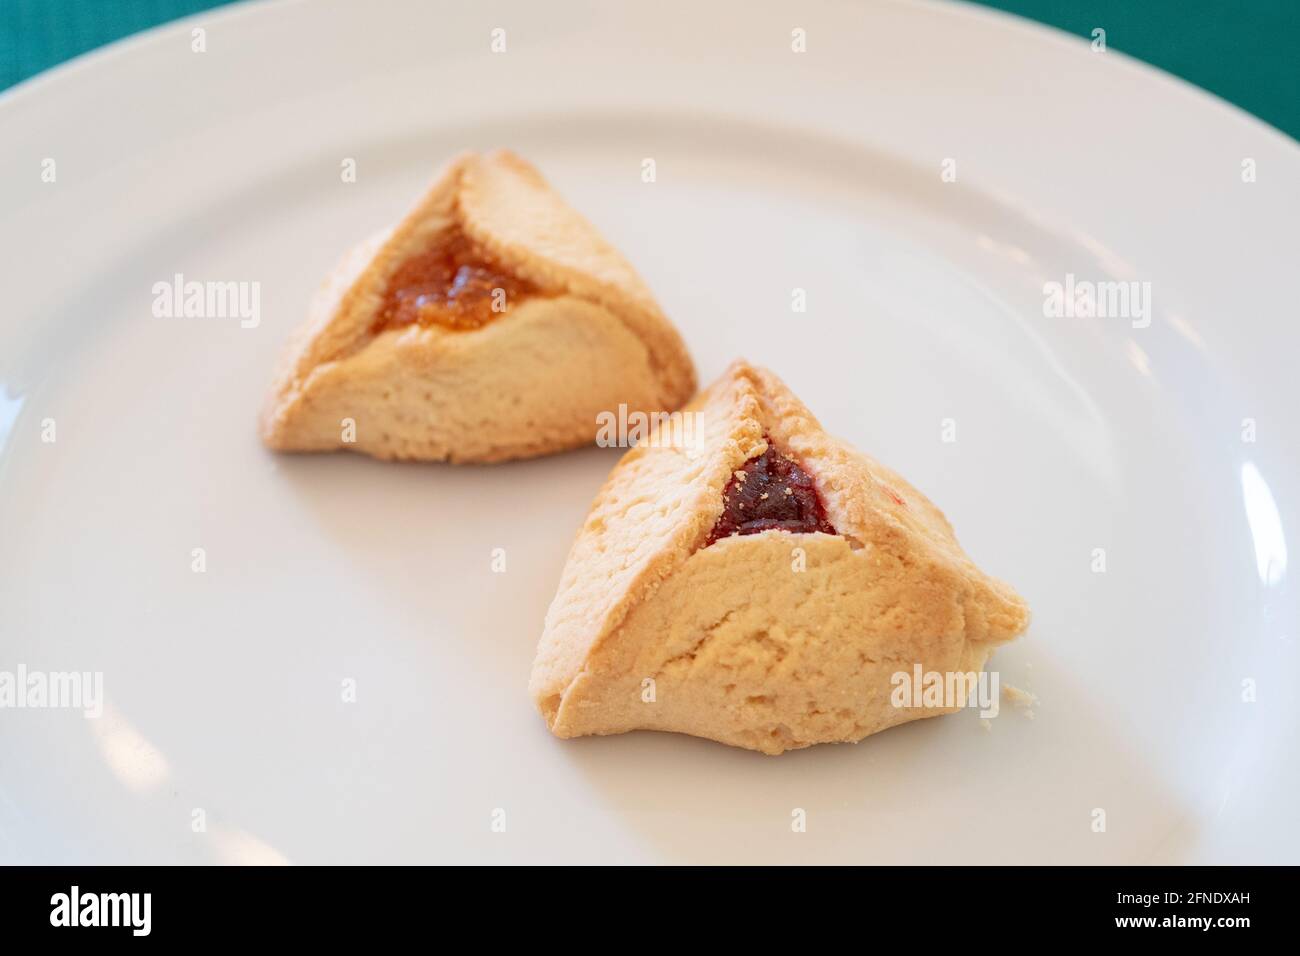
[261, 150, 696, 462]
[529, 360, 1029, 754]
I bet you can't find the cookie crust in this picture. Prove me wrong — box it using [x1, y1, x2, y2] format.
[260, 150, 696, 462]
[529, 360, 1029, 754]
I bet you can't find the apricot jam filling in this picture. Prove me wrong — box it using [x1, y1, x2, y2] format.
[372, 231, 541, 333]
[706, 439, 836, 545]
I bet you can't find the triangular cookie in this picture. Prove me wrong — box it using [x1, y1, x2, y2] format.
[261, 150, 696, 462]
[529, 360, 1029, 754]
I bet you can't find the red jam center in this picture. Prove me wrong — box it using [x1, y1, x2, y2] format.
[706, 440, 836, 545]
[373, 231, 539, 333]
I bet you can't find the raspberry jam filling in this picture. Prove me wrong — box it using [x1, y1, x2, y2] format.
[706, 439, 836, 545]
[373, 231, 539, 333]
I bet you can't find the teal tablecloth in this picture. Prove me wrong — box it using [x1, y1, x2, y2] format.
[2, 0, 1297, 140]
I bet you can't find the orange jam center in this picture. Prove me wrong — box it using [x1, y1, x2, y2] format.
[373, 231, 538, 332]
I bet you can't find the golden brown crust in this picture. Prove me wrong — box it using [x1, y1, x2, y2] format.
[457, 151, 695, 405]
[260, 150, 696, 462]
[528, 359, 1030, 753]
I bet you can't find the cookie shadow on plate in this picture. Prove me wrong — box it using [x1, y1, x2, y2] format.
[551, 649, 1197, 865]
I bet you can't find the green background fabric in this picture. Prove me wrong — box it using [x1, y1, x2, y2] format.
[1, 0, 1296, 140]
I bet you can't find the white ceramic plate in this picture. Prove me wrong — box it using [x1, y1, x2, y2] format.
[1, 0, 1296, 865]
